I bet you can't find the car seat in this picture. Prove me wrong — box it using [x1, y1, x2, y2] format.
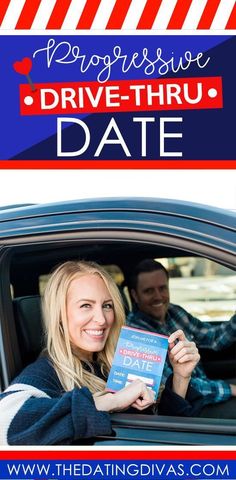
[13, 295, 44, 367]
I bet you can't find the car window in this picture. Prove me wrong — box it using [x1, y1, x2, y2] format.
[158, 257, 235, 322]
[39, 257, 235, 321]
[102, 264, 125, 285]
[38, 274, 49, 296]
[39, 263, 125, 292]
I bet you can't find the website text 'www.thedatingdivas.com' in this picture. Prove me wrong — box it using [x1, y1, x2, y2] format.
[2, 461, 235, 480]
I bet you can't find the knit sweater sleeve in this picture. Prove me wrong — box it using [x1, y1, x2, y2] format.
[0, 358, 112, 445]
[158, 375, 204, 417]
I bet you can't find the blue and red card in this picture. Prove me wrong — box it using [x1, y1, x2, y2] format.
[107, 326, 168, 399]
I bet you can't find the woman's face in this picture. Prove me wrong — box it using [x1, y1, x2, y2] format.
[66, 273, 115, 360]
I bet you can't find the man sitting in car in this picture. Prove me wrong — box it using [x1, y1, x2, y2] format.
[126, 259, 236, 418]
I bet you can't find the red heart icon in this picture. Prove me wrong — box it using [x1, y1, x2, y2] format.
[13, 57, 32, 75]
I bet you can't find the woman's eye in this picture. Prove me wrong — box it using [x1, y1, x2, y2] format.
[103, 303, 113, 310]
[80, 303, 91, 308]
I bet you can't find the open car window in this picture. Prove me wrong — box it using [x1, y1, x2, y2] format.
[160, 257, 236, 322]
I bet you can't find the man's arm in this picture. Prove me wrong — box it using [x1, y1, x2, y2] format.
[190, 376, 232, 405]
[175, 307, 236, 351]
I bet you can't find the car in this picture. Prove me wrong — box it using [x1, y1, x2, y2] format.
[0, 197, 235, 445]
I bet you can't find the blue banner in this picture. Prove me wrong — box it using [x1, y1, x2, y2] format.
[0, 459, 235, 480]
[0, 35, 235, 163]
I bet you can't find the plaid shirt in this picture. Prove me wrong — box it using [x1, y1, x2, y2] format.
[127, 304, 236, 406]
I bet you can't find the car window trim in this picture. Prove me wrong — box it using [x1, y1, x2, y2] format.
[2, 230, 235, 269]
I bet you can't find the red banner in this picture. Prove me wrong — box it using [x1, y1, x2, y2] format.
[19, 76, 223, 116]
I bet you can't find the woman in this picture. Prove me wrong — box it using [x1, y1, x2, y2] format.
[0, 260, 202, 445]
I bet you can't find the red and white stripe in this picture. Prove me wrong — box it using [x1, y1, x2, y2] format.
[0, 0, 235, 29]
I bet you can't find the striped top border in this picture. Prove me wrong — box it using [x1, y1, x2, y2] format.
[0, 0, 236, 31]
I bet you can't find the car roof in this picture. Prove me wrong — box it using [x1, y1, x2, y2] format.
[0, 198, 234, 255]
[0, 197, 235, 226]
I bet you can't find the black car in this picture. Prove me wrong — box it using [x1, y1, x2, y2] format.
[0, 197, 235, 445]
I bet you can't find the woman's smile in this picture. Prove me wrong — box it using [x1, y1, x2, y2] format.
[84, 329, 106, 338]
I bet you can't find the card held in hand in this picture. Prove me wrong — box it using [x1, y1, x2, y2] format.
[106, 326, 168, 400]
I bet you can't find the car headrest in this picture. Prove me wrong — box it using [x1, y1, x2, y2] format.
[118, 285, 131, 316]
[13, 295, 44, 366]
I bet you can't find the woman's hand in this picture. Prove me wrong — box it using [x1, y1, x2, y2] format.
[93, 379, 155, 413]
[168, 329, 200, 377]
[168, 329, 200, 398]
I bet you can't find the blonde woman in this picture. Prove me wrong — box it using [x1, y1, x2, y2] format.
[0, 261, 202, 445]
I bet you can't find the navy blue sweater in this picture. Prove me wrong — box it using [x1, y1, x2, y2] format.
[0, 356, 203, 445]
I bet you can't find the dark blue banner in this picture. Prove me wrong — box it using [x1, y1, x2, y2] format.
[0, 459, 235, 480]
[0, 35, 235, 162]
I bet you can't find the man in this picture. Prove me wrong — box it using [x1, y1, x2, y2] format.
[126, 259, 236, 418]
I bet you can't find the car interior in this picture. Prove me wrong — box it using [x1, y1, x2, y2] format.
[0, 238, 236, 444]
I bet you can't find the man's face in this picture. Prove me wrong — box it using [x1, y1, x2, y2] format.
[131, 269, 170, 323]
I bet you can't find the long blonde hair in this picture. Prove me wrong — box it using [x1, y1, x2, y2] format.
[43, 260, 125, 393]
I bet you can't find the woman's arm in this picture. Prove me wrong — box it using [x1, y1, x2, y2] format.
[157, 330, 203, 417]
[158, 374, 204, 417]
[0, 357, 112, 445]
